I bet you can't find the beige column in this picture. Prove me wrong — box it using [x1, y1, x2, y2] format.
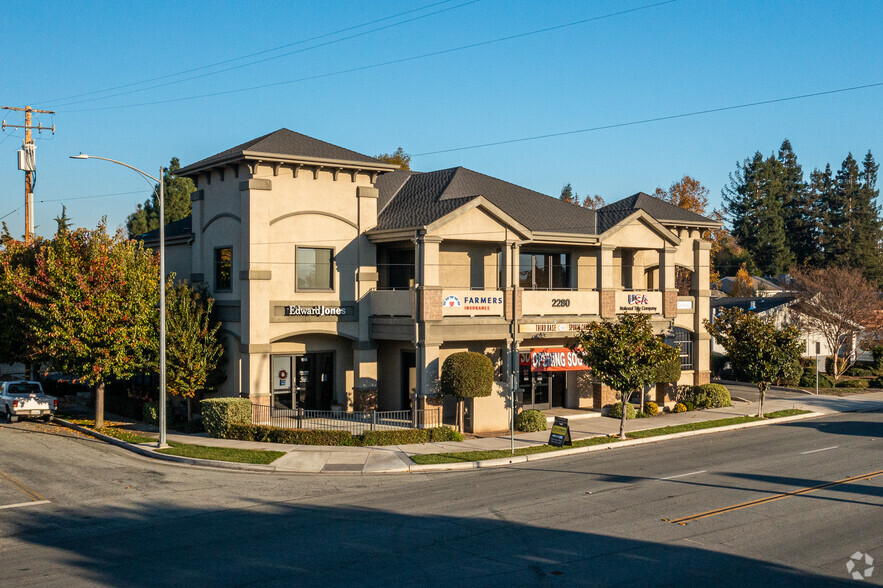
[597, 245, 616, 317]
[628, 250, 643, 290]
[692, 240, 712, 385]
[416, 342, 440, 397]
[240, 349, 271, 404]
[352, 343, 378, 411]
[659, 247, 678, 318]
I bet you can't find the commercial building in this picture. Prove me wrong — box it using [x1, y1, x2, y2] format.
[150, 129, 718, 432]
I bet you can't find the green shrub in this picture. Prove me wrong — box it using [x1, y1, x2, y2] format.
[606, 402, 637, 420]
[515, 409, 547, 432]
[429, 426, 463, 442]
[800, 366, 834, 388]
[777, 357, 803, 387]
[825, 356, 835, 376]
[836, 379, 869, 389]
[653, 355, 681, 384]
[201, 398, 252, 438]
[694, 383, 732, 408]
[228, 423, 356, 445]
[672, 403, 687, 413]
[645, 401, 659, 416]
[361, 429, 429, 446]
[869, 377, 883, 389]
[846, 365, 874, 377]
[684, 401, 697, 411]
[872, 346, 883, 372]
[142, 401, 173, 425]
[440, 352, 494, 399]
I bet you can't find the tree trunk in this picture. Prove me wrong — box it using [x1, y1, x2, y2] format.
[94, 382, 105, 429]
[186, 398, 192, 422]
[619, 390, 632, 440]
[640, 387, 645, 413]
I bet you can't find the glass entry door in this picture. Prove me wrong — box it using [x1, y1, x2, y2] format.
[520, 368, 565, 411]
[272, 356, 294, 411]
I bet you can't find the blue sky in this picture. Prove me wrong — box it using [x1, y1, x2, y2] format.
[1, 0, 880, 238]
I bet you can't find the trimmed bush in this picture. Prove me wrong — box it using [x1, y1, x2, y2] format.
[869, 377, 883, 389]
[684, 401, 697, 411]
[672, 403, 687, 413]
[440, 352, 494, 399]
[694, 383, 731, 408]
[836, 379, 869, 389]
[800, 366, 834, 388]
[606, 402, 637, 420]
[361, 429, 429, 446]
[428, 426, 463, 442]
[777, 357, 803, 387]
[653, 356, 681, 385]
[645, 401, 659, 416]
[516, 409, 547, 432]
[201, 398, 252, 438]
[228, 423, 356, 445]
[846, 365, 874, 377]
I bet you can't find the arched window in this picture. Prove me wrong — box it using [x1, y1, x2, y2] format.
[672, 327, 693, 370]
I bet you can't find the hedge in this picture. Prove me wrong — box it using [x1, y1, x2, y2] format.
[515, 409, 547, 432]
[694, 383, 732, 408]
[225, 423, 462, 446]
[836, 379, 869, 389]
[869, 377, 883, 389]
[605, 402, 636, 420]
[201, 398, 252, 438]
[440, 352, 493, 398]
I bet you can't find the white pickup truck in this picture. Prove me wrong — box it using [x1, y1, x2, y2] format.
[1, 381, 57, 423]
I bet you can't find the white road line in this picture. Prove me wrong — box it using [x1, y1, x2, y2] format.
[0, 500, 51, 510]
[800, 446, 839, 455]
[660, 470, 707, 480]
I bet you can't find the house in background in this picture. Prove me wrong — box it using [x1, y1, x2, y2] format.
[715, 275, 789, 298]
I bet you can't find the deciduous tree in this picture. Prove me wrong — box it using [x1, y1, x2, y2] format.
[704, 308, 803, 416]
[789, 267, 880, 381]
[375, 147, 411, 171]
[4, 223, 158, 428]
[570, 314, 678, 439]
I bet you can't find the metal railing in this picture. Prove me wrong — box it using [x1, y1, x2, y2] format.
[251, 404, 443, 435]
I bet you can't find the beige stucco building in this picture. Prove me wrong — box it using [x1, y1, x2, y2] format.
[152, 129, 718, 433]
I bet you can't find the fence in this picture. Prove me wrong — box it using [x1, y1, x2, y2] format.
[251, 404, 443, 435]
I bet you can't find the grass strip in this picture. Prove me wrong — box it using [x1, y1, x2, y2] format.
[410, 410, 814, 465]
[410, 435, 618, 465]
[96, 427, 155, 444]
[156, 442, 285, 464]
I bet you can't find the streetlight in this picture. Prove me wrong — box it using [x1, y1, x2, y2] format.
[70, 153, 167, 448]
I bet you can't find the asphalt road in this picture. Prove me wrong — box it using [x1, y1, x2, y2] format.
[0, 411, 880, 587]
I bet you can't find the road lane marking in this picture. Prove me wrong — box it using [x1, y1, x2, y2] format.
[660, 470, 707, 480]
[0, 500, 51, 510]
[664, 469, 883, 525]
[800, 446, 839, 455]
[0, 469, 47, 503]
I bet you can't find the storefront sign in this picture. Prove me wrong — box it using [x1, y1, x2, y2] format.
[271, 301, 358, 322]
[548, 416, 572, 447]
[615, 291, 662, 314]
[677, 299, 693, 310]
[441, 290, 504, 316]
[519, 322, 593, 334]
[529, 348, 589, 372]
[522, 290, 600, 316]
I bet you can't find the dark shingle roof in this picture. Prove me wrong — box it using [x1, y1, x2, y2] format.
[178, 128, 388, 174]
[137, 216, 193, 243]
[599, 192, 717, 225]
[710, 296, 794, 313]
[376, 167, 597, 234]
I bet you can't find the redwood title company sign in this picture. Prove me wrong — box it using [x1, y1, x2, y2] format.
[615, 291, 662, 314]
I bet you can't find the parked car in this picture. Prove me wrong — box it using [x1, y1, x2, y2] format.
[1, 381, 57, 423]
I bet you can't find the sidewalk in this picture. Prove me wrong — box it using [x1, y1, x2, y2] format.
[59, 391, 883, 475]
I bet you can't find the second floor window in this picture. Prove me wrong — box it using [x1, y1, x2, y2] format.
[214, 247, 232, 291]
[297, 247, 334, 291]
[519, 252, 571, 289]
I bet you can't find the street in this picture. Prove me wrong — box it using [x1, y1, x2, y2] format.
[0, 411, 880, 587]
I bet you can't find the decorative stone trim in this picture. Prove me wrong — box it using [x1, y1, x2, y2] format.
[190, 190, 204, 202]
[239, 178, 272, 191]
[600, 290, 615, 317]
[239, 270, 272, 281]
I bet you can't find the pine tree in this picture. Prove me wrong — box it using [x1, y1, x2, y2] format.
[812, 164, 836, 263]
[125, 157, 195, 238]
[54, 205, 72, 235]
[777, 140, 819, 265]
[560, 183, 577, 204]
[723, 153, 794, 275]
[851, 151, 883, 283]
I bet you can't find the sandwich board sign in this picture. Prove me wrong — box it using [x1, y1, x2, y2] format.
[548, 416, 572, 447]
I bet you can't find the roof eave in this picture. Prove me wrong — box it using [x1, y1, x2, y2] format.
[178, 150, 399, 177]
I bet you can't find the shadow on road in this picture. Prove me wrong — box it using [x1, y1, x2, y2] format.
[3, 502, 859, 586]
[776, 415, 883, 438]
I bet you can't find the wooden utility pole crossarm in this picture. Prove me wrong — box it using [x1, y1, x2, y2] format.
[2, 105, 56, 242]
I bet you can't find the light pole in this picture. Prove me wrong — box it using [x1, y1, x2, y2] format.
[70, 154, 167, 447]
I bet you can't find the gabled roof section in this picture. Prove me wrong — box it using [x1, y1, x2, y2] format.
[177, 128, 395, 176]
[710, 296, 794, 313]
[597, 208, 680, 246]
[599, 192, 718, 226]
[375, 166, 597, 234]
[137, 216, 193, 246]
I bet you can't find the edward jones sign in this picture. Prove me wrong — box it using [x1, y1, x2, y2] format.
[529, 348, 589, 372]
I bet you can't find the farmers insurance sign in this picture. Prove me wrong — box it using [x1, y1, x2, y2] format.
[441, 290, 504, 316]
[615, 291, 662, 314]
[528, 348, 589, 372]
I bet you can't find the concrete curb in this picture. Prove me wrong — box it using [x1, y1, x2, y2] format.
[54, 407, 869, 474]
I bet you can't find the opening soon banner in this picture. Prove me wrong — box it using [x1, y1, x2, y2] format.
[526, 348, 590, 372]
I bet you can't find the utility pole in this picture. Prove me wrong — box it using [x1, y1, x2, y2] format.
[2, 105, 56, 242]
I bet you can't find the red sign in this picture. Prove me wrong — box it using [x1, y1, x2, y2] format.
[529, 348, 589, 372]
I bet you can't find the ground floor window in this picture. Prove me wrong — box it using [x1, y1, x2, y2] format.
[672, 328, 693, 370]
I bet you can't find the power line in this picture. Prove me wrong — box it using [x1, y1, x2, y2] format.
[411, 82, 883, 156]
[38, 189, 145, 203]
[58, 0, 678, 113]
[44, 0, 478, 108]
